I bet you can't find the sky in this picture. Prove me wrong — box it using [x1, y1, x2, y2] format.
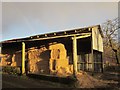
[2, 2, 118, 41]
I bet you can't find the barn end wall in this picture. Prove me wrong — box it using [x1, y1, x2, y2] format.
[92, 27, 103, 52]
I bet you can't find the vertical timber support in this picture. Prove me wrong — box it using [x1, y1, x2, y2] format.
[91, 50, 94, 72]
[72, 36, 77, 77]
[91, 36, 94, 72]
[101, 52, 104, 73]
[22, 42, 25, 74]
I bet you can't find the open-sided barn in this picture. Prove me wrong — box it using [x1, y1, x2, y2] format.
[0, 25, 103, 77]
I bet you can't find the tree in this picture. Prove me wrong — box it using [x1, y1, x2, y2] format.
[102, 17, 120, 65]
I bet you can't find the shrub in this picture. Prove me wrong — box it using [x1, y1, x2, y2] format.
[2, 66, 21, 75]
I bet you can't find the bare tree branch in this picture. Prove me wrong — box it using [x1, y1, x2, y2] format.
[102, 17, 120, 65]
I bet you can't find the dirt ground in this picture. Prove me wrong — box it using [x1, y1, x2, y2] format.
[76, 65, 120, 89]
[2, 65, 120, 89]
[2, 72, 119, 89]
[75, 71, 119, 88]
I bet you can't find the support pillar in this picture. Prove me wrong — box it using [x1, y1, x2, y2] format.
[91, 50, 94, 72]
[22, 42, 25, 74]
[91, 36, 94, 72]
[72, 36, 77, 76]
[101, 52, 104, 72]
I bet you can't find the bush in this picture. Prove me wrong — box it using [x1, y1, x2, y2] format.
[2, 66, 21, 74]
[104, 65, 120, 72]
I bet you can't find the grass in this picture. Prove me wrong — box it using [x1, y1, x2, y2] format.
[2, 66, 21, 75]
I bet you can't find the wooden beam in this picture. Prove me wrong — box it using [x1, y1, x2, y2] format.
[45, 34, 47, 37]
[54, 33, 56, 35]
[72, 36, 77, 76]
[15, 33, 91, 42]
[22, 42, 25, 74]
[37, 36, 39, 38]
[34, 33, 90, 41]
[64, 32, 67, 34]
[76, 34, 91, 39]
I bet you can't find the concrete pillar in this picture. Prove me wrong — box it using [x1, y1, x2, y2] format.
[72, 36, 77, 76]
[22, 42, 25, 74]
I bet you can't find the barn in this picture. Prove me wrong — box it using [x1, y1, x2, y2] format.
[0, 25, 103, 77]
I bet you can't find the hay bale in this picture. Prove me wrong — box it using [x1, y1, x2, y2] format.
[49, 43, 67, 60]
[28, 46, 50, 74]
[0, 54, 12, 66]
[11, 52, 22, 67]
[48, 43, 74, 76]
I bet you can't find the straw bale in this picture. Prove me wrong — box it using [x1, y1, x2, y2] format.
[49, 43, 73, 76]
[0, 54, 12, 66]
[28, 46, 50, 74]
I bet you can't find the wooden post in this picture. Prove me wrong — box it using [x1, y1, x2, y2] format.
[22, 42, 25, 74]
[72, 36, 77, 76]
[101, 52, 104, 72]
[91, 36, 94, 72]
[86, 54, 89, 71]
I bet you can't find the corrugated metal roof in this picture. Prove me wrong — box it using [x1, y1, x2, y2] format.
[1, 25, 103, 44]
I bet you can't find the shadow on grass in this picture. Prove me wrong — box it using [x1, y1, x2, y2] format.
[104, 65, 120, 72]
[27, 74, 77, 85]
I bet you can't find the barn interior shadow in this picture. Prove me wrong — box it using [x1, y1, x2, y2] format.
[36, 50, 51, 74]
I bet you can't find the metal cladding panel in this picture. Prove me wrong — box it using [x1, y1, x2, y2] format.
[92, 27, 103, 52]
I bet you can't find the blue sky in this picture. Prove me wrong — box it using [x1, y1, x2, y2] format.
[2, 2, 118, 41]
